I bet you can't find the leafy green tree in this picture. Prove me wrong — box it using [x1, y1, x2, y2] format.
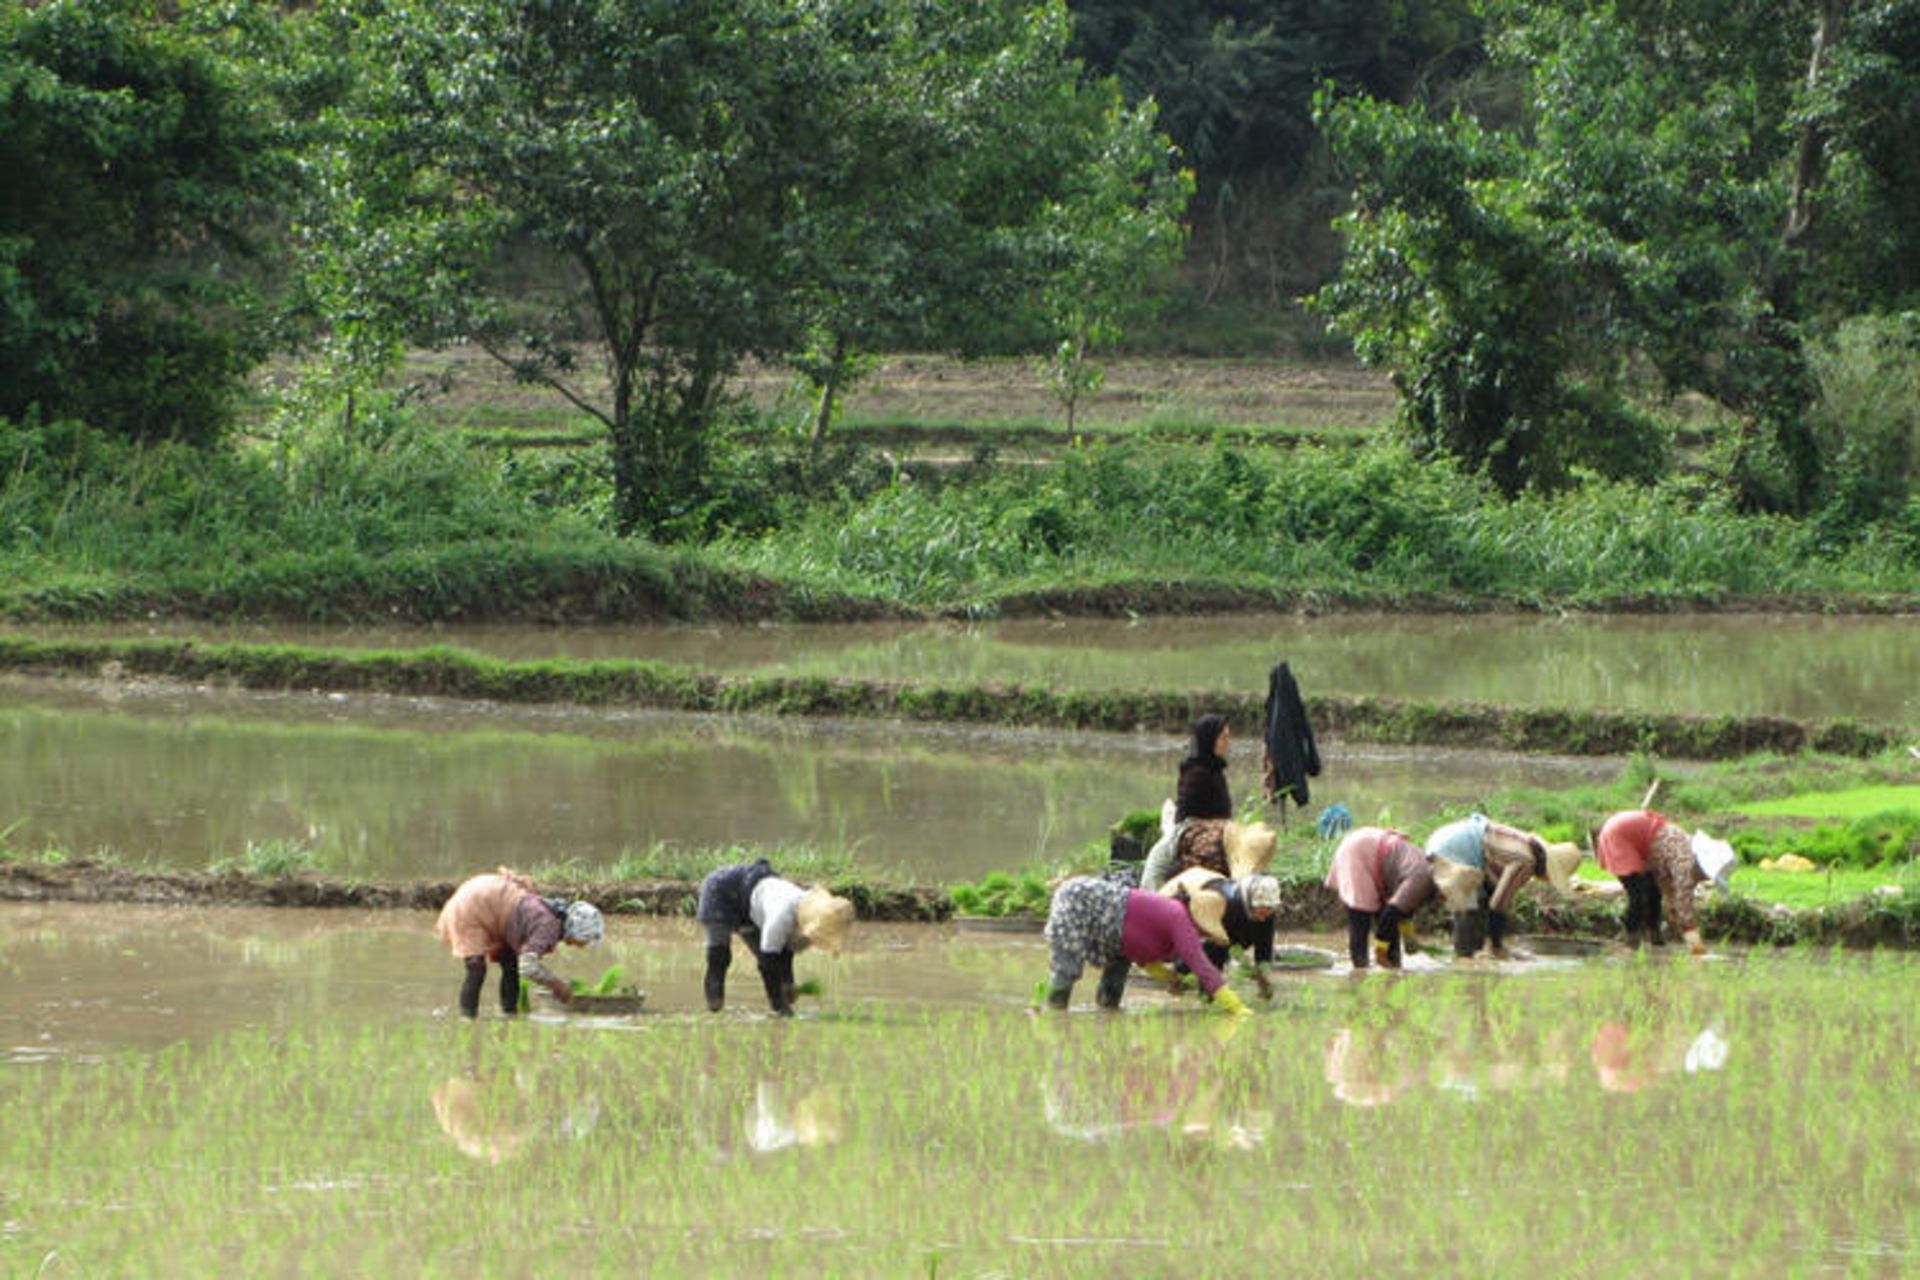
[1312, 0, 1920, 510]
[331, 0, 1186, 526]
[0, 0, 275, 445]
[782, 2, 1189, 451]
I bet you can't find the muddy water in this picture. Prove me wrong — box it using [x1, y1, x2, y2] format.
[0, 903, 1590, 1056]
[19, 610, 1917, 723]
[4, 902, 1914, 1279]
[0, 674, 1614, 881]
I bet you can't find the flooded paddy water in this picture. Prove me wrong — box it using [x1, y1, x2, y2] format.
[0, 673, 1617, 882]
[1, 903, 1913, 1276]
[18, 610, 1918, 724]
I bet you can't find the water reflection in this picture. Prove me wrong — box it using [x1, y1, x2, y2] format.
[431, 1075, 530, 1164]
[20, 610, 1916, 723]
[1322, 1012, 1731, 1108]
[744, 1080, 844, 1154]
[1036, 1015, 1268, 1149]
[0, 678, 1614, 882]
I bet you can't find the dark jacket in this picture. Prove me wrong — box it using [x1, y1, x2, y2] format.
[1175, 754, 1232, 821]
[1261, 661, 1320, 807]
[695, 858, 777, 929]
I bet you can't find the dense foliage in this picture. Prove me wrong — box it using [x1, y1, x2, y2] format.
[0, 0, 1915, 594]
[1311, 0, 1920, 517]
[0, 0, 276, 444]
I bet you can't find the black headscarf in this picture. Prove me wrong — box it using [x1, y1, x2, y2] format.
[1189, 713, 1230, 761]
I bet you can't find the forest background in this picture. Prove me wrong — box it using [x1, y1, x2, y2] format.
[2, 0, 1918, 621]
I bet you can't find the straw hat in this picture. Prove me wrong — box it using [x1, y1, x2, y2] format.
[794, 887, 855, 953]
[1428, 856, 1485, 914]
[1223, 821, 1277, 880]
[1542, 842, 1586, 896]
[1159, 867, 1230, 944]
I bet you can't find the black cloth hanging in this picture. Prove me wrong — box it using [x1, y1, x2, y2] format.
[1261, 661, 1320, 808]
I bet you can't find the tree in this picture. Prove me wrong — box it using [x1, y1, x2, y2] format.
[0, 0, 275, 445]
[1311, 0, 1920, 509]
[331, 0, 1187, 529]
[781, 1, 1190, 452]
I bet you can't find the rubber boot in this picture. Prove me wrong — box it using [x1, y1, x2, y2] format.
[704, 944, 731, 1012]
[1487, 911, 1513, 961]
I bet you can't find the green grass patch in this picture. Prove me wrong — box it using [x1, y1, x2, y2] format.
[1735, 785, 1920, 818]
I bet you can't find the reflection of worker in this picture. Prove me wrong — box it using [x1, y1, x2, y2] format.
[744, 1081, 843, 1153]
[1596, 810, 1722, 954]
[1157, 868, 1283, 998]
[1035, 1014, 1259, 1145]
[1425, 814, 1585, 958]
[1324, 1026, 1417, 1107]
[1043, 875, 1250, 1016]
[1592, 1018, 1733, 1093]
[1325, 827, 1433, 970]
[434, 867, 604, 1017]
[431, 1076, 527, 1164]
[697, 859, 854, 1016]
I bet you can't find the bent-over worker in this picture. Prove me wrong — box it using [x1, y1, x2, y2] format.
[697, 859, 855, 1016]
[1043, 875, 1250, 1016]
[1157, 868, 1284, 998]
[1596, 810, 1721, 954]
[1425, 813, 1585, 958]
[1325, 827, 1433, 970]
[435, 867, 604, 1017]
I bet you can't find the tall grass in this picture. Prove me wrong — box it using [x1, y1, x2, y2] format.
[715, 439, 1920, 608]
[6, 411, 1915, 621]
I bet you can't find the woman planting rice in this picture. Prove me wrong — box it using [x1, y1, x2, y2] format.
[1425, 813, 1585, 959]
[1596, 809, 1732, 954]
[1155, 868, 1284, 999]
[1042, 874, 1250, 1016]
[1325, 826, 1434, 970]
[696, 859, 854, 1016]
[434, 867, 604, 1017]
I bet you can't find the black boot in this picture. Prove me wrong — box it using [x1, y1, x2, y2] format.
[704, 944, 731, 1012]
[1487, 911, 1512, 959]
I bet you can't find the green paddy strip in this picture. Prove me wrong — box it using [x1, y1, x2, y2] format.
[0, 635, 1904, 759]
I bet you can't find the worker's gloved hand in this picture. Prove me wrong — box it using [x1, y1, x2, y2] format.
[1140, 962, 1191, 994]
[1210, 986, 1251, 1018]
[1398, 919, 1420, 955]
[1683, 928, 1707, 957]
[548, 980, 573, 1004]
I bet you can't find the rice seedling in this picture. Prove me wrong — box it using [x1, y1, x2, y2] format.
[0, 942, 1912, 1278]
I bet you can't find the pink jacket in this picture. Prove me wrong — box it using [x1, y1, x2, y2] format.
[1598, 811, 1668, 877]
[1326, 827, 1433, 914]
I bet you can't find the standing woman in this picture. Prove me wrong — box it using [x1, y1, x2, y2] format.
[435, 867, 604, 1017]
[1141, 714, 1237, 892]
[1042, 874, 1249, 1016]
[697, 858, 855, 1016]
[1325, 827, 1435, 970]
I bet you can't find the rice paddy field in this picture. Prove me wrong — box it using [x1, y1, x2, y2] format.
[2, 907, 1914, 1278]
